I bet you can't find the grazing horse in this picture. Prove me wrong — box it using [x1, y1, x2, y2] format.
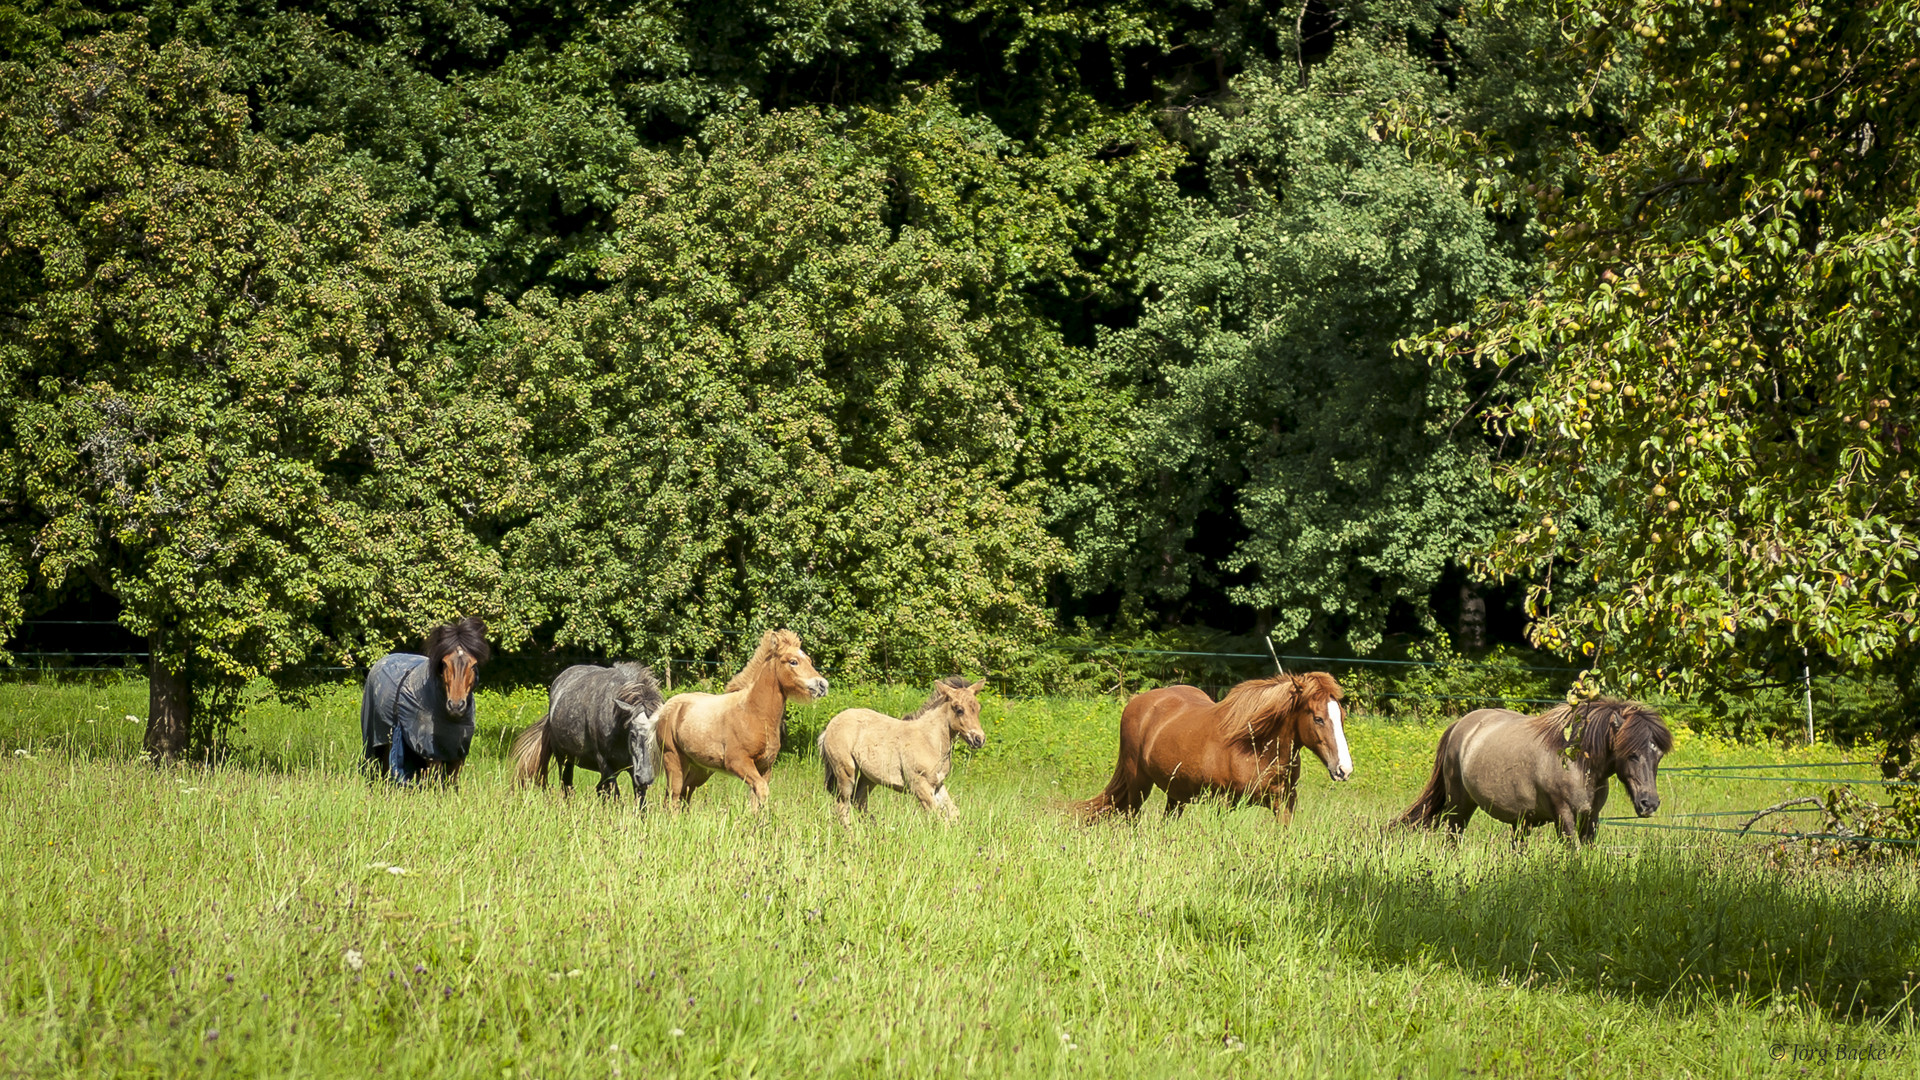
[654, 629, 829, 812]
[1396, 699, 1672, 846]
[511, 662, 665, 805]
[360, 617, 490, 783]
[819, 676, 987, 823]
[1074, 672, 1352, 822]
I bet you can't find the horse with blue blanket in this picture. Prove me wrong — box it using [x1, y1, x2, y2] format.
[361, 617, 491, 783]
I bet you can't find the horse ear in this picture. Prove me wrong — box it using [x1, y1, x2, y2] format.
[614, 699, 636, 717]
[1609, 714, 1623, 732]
[966, 679, 986, 693]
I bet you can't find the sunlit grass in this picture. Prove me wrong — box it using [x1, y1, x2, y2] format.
[1, 678, 1916, 1078]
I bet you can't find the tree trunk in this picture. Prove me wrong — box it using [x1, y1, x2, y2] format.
[144, 636, 190, 761]
[1457, 584, 1487, 651]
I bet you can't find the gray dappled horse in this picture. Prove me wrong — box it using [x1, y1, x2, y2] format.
[1396, 699, 1672, 847]
[511, 662, 665, 805]
[361, 617, 490, 784]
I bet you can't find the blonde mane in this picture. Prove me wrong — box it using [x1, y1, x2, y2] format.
[1215, 672, 1339, 743]
[725, 629, 800, 693]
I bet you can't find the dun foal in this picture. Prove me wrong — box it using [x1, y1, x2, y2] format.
[818, 676, 986, 823]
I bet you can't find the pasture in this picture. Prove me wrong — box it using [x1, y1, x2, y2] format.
[2, 678, 1917, 1078]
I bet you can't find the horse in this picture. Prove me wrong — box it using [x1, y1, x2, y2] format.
[360, 616, 490, 784]
[818, 676, 987, 824]
[510, 662, 665, 805]
[1074, 671, 1352, 823]
[1395, 698, 1672, 846]
[653, 629, 829, 812]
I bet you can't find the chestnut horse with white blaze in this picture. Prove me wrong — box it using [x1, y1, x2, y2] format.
[654, 629, 828, 811]
[1075, 672, 1352, 822]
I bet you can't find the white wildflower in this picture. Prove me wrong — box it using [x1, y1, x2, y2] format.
[125, 715, 141, 724]
[567, 969, 583, 978]
[343, 949, 364, 972]
[386, 866, 407, 876]
[668, 1028, 684, 1038]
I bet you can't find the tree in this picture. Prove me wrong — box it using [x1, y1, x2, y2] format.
[1432, 0, 1920, 715]
[1077, 9, 1533, 651]
[0, 30, 520, 756]
[489, 98, 1175, 675]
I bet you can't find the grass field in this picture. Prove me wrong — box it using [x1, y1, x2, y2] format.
[2, 678, 1917, 1078]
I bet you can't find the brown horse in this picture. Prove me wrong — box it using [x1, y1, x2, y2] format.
[1074, 672, 1352, 822]
[360, 616, 490, 784]
[654, 629, 829, 812]
[1396, 699, 1671, 846]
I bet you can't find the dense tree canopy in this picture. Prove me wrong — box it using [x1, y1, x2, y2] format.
[0, 31, 520, 752]
[1432, 0, 1920, 711]
[8, 0, 1912, 746]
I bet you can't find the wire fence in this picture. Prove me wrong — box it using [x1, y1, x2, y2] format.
[1596, 759, 1918, 850]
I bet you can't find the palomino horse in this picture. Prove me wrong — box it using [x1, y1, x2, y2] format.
[654, 629, 829, 811]
[360, 616, 490, 783]
[1075, 672, 1352, 822]
[1396, 699, 1671, 846]
[818, 676, 986, 823]
[511, 662, 665, 805]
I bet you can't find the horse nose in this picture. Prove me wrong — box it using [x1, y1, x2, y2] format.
[1636, 796, 1659, 817]
[1329, 764, 1352, 782]
[809, 678, 829, 699]
[968, 733, 985, 749]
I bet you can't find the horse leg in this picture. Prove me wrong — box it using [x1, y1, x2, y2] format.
[853, 777, 874, 815]
[724, 754, 770, 812]
[826, 758, 860, 825]
[933, 785, 959, 821]
[906, 773, 943, 817]
[1444, 803, 1475, 842]
[596, 772, 619, 799]
[559, 757, 576, 798]
[1163, 779, 1197, 818]
[1556, 803, 1582, 848]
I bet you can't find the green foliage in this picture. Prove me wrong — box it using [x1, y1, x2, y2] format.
[0, 30, 520, 743]
[489, 101, 1173, 675]
[1429, 0, 1920, 710]
[1081, 14, 1529, 650]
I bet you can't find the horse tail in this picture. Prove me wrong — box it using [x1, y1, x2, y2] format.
[1396, 724, 1455, 829]
[819, 730, 834, 795]
[1072, 749, 1139, 823]
[510, 716, 550, 789]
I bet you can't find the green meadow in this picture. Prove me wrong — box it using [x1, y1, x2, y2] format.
[2, 679, 1916, 1078]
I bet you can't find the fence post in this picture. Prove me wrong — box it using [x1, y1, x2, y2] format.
[1802, 647, 1814, 745]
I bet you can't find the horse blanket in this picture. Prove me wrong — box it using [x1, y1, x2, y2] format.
[361, 652, 474, 781]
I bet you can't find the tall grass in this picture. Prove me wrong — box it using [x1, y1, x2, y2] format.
[2, 679, 1916, 1077]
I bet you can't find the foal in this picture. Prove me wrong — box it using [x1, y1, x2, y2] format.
[818, 677, 986, 823]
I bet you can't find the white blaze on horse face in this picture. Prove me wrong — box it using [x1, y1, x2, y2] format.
[1327, 699, 1353, 781]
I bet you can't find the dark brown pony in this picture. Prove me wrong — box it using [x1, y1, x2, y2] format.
[360, 616, 491, 783]
[1396, 698, 1671, 846]
[1075, 672, 1352, 823]
[424, 617, 490, 720]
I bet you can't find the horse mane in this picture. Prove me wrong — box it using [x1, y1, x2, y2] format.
[903, 675, 976, 721]
[1532, 699, 1672, 761]
[612, 662, 663, 712]
[725, 629, 801, 692]
[1215, 671, 1340, 744]
[423, 616, 490, 675]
